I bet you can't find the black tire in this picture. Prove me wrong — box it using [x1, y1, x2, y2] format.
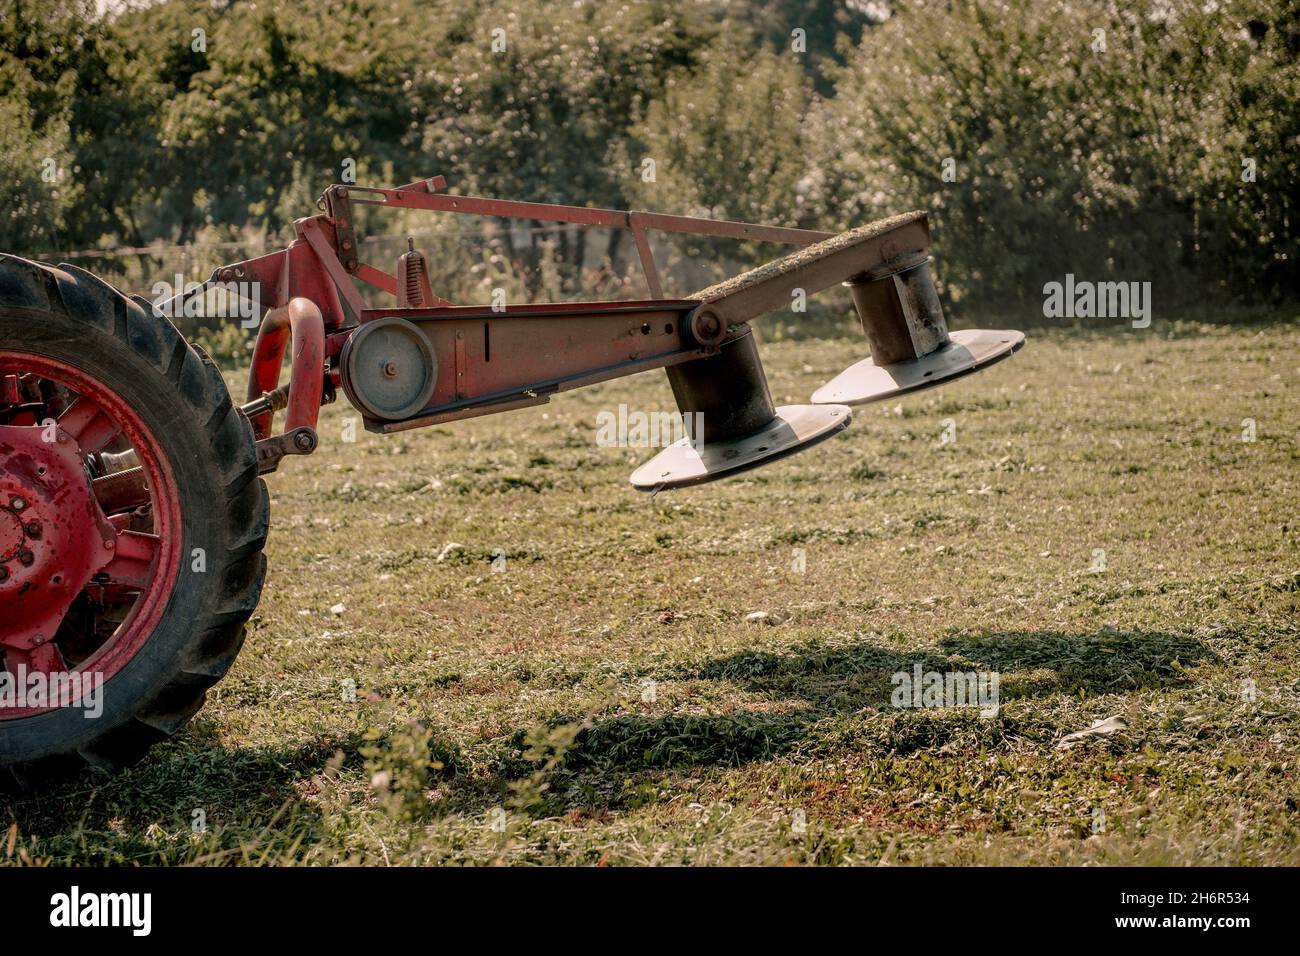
[0, 255, 269, 789]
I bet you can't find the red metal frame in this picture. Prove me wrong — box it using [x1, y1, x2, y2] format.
[216, 175, 839, 449]
[324, 175, 832, 302]
[212, 176, 935, 460]
[245, 298, 326, 441]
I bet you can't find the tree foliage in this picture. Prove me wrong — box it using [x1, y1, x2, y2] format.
[0, 0, 1294, 312]
[808, 0, 1299, 307]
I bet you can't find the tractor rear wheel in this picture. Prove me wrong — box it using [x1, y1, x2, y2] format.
[0, 256, 268, 788]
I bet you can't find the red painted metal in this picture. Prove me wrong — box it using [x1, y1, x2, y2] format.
[213, 176, 843, 446]
[211, 175, 836, 347]
[354, 261, 398, 297]
[358, 300, 705, 431]
[0, 423, 116, 650]
[319, 178, 831, 306]
[216, 177, 944, 449]
[337, 181, 833, 244]
[245, 297, 327, 441]
[0, 351, 183, 717]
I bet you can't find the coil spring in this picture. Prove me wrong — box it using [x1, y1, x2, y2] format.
[402, 238, 426, 307]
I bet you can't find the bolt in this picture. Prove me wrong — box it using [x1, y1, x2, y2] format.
[31, 634, 44, 646]
[18, 550, 34, 567]
[382, 361, 399, 378]
[695, 311, 721, 340]
[25, 521, 40, 539]
[10, 496, 25, 512]
[293, 431, 316, 452]
[0, 566, 8, 582]
[341, 239, 353, 251]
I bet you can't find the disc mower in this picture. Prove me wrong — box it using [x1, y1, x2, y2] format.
[0, 175, 1023, 785]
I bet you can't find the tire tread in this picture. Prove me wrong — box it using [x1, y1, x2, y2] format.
[0, 254, 269, 785]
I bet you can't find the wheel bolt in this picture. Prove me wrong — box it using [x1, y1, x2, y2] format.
[10, 496, 25, 512]
[18, 550, 34, 566]
[25, 521, 40, 539]
[0, 566, 8, 582]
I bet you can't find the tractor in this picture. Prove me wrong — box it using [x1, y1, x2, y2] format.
[0, 176, 1023, 786]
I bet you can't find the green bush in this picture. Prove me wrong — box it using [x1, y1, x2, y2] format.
[1, 0, 1293, 319]
[810, 0, 1299, 314]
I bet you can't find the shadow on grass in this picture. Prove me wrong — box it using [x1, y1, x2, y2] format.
[477, 627, 1216, 813]
[690, 628, 1214, 704]
[2, 628, 1216, 843]
[2, 729, 366, 864]
[550, 627, 1213, 772]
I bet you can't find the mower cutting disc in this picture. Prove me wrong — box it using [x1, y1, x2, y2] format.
[629, 403, 851, 491]
[811, 328, 1025, 406]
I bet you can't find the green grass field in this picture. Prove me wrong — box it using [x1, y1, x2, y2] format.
[5, 318, 1298, 865]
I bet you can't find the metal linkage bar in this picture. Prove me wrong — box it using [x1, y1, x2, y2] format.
[322, 177, 832, 301]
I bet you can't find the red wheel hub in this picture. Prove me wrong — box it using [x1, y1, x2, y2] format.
[0, 507, 22, 561]
[0, 352, 183, 717]
[0, 424, 119, 641]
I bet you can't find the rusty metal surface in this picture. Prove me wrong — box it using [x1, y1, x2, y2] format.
[90, 466, 149, 514]
[339, 181, 832, 245]
[0, 423, 117, 651]
[628, 212, 664, 299]
[356, 301, 707, 428]
[339, 316, 437, 420]
[848, 255, 949, 365]
[254, 426, 319, 475]
[246, 298, 326, 440]
[202, 176, 1021, 484]
[665, 328, 775, 444]
[320, 178, 830, 307]
[690, 211, 931, 326]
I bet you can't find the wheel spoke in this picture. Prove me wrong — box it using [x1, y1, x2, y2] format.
[58, 396, 122, 455]
[100, 531, 160, 589]
[0, 345, 194, 727]
[5, 641, 67, 677]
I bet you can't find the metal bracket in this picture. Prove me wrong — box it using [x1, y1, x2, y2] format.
[255, 426, 318, 475]
[324, 185, 360, 274]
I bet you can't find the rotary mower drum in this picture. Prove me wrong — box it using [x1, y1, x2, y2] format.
[0, 176, 1022, 785]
